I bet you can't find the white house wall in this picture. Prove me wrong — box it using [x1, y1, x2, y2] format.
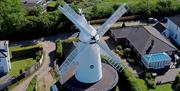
[166, 19, 180, 45]
[0, 58, 9, 73]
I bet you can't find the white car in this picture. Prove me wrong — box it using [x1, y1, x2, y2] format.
[148, 18, 158, 23]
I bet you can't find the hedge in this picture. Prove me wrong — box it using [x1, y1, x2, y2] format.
[26, 75, 37, 91]
[10, 44, 43, 60]
[56, 37, 78, 60]
[122, 68, 148, 91]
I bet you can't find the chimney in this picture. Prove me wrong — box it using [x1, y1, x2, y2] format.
[146, 40, 154, 54]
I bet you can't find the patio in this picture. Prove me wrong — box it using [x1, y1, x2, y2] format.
[155, 67, 180, 84]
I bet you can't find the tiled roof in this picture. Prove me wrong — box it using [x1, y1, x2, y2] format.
[111, 26, 177, 55]
[169, 15, 180, 27]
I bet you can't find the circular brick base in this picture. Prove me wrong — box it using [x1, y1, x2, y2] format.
[61, 63, 118, 91]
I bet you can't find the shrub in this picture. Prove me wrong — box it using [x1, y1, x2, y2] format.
[122, 22, 126, 28]
[122, 68, 147, 91]
[123, 48, 132, 58]
[26, 75, 37, 91]
[114, 49, 124, 57]
[127, 58, 136, 65]
[90, 2, 115, 18]
[144, 73, 156, 89]
[47, 1, 59, 11]
[55, 37, 78, 60]
[35, 50, 43, 61]
[116, 45, 123, 51]
[10, 44, 43, 60]
[172, 72, 180, 91]
[56, 40, 63, 59]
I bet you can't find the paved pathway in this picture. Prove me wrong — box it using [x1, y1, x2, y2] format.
[155, 68, 180, 83]
[93, 21, 149, 29]
[10, 33, 70, 91]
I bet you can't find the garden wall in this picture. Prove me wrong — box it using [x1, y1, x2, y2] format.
[0, 52, 44, 91]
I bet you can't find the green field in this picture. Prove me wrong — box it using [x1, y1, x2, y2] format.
[149, 83, 173, 91]
[9, 58, 36, 77]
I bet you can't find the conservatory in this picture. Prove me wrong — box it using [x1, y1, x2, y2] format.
[142, 52, 171, 69]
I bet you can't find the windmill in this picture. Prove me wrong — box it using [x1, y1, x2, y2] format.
[58, 2, 128, 90]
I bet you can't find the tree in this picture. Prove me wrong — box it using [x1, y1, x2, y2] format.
[0, 0, 26, 36]
[172, 72, 180, 91]
[122, 22, 126, 28]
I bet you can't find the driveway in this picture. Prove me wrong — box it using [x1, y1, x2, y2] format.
[10, 33, 70, 91]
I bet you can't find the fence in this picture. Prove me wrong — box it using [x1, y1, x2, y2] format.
[0, 53, 44, 91]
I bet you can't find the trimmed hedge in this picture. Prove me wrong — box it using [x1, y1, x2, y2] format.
[56, 37, 78, 60]
[26, 75, 37, 91]
[122, 68, 148, 91]
[10, 44, 43, 60]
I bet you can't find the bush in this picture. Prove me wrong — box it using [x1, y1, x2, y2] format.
[122, 22, 126, 28]
[26, 75, 37, 91]
[122, 68, 148, 91]
[172, 72, 180, 91]
[116, 45, 123, 51]
[144, 73, 156, 89]
[55, 37, 78, 60]
[127, 58, 136, 65]
[87, 2, 115, 19]
[114, 49, 124, 57]
[47, 1, 59, 11]
[35, 50, 43, 61]
[10, 44, 43, 60]
[56, 40, 63, 59]
[123, 48, 132, 58]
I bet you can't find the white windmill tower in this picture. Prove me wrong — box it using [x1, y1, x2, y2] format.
[58, 2, 128, 90]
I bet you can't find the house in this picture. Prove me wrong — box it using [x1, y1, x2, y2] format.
[23, 0, 44, 5]
[153, 22, 166, 34]
[0, 41, 11, 75]
[164, 15, 180, 46]
[111, 26, 178, 69]
[23, 0, 50, 9]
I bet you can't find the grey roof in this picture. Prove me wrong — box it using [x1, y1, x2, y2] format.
[0, 41, 8, 58]
[169, 15, 180, 27]
[111, 26, 177, 55]
[153, 23, 166, 33]
[0, 41, 6, 50]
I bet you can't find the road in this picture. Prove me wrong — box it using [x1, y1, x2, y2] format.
[10, 33, 70, 91]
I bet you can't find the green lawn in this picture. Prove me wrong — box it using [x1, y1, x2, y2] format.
[115, 86, 120, 91]
[149, 83, 173, 91]
[26, 76, 37, 91]
[9, 58, 36, 77]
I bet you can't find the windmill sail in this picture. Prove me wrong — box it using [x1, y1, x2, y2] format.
[97, 4, 128, 37]
[97, 41, 126, 72]
[58, 4, 95, 36]
[59, 44, 89, 76]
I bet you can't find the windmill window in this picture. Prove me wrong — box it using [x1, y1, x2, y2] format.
[90, 65, 94, 69]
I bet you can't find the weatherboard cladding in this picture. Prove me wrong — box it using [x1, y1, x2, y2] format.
[143, 53, 171, 62]
[111, 26, 177, 55]
[169, 15, 180, 27]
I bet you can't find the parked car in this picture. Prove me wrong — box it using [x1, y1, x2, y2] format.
[159, 18, 168, 23]
[148, 18, 158, 23]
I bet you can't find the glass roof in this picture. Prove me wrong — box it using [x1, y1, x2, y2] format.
[143, 52, 171, 62]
